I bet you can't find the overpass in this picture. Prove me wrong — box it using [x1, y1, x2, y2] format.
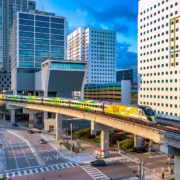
[0, 99, 180, 179]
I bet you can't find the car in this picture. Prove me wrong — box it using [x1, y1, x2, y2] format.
[28, 130, 33, 134]
[12, 123, 18, 127]
[90, 160, 106, 167]
[39, 139, 47, 144]
[62, 134, 71, 139]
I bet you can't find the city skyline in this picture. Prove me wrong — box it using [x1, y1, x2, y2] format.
[0, 1, 179, 180]
[35, 0, 138, 69]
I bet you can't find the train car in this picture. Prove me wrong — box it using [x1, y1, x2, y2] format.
[21, 96, 42, 104]
[0, 94, 6, 100]
[43, 97, 68, 106]
[104, 103, 156, 123]
[70, 99, 102, 112]
[6, 95, 22, 102]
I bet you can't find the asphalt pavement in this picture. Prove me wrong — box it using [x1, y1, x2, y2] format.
[0, 120, 174, 180]
[0, 122, 78, 179]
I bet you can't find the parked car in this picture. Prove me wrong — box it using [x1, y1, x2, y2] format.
[28, 130, 34, 134]
[12, 123, 18, 127]
[90, 160, 106, 167]
[40, 139, 47, 144]
[62, 134, 71, 139]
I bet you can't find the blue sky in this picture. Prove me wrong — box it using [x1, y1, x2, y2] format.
[35, 0, 138, 68]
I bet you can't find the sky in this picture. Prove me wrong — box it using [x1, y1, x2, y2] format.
[35, 0, 138, 69]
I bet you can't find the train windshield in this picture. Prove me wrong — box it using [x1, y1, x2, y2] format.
[145, 108, 155, 116]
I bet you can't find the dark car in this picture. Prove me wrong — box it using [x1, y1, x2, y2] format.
[28, 130, 34, 134]
[40, 139, 47, 144]
[12, 123, 18, 127]
[90, 160, 106, 167]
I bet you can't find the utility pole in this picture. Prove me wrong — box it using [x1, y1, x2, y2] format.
[117, 146, 145, 180]
[139, 161, 144, 180]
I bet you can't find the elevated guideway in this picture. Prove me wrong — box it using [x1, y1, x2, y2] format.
[0, 99, 180, 179]
[0, 100, 179, 145]
[0, 100, 166, 142]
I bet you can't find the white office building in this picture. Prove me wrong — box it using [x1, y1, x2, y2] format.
[138, 0, 180, 121]
[67, 27, 116, 84]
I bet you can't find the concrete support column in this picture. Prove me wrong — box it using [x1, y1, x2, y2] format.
[134, 135, 143, 148]
[175, 155, 180, 179]
[29, 113, 37, 128]
[56, 113, 62, 140]
[100, 128, 110, 158]
[91, 121, 97, 135]
[10, 110, 15, 124]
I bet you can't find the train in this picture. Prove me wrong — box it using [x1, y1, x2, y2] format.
[0, 94, 157, 124]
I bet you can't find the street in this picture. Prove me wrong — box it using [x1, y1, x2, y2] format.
[0, 120, 172, 180]
[0, 122, 78, 178]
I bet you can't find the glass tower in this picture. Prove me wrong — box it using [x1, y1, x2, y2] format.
[14, 11, 65, 69]
[11, 11, 65, 71]
[0, 0, 36, 90]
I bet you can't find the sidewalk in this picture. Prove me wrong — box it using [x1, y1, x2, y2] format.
[41, 133, 96, 164]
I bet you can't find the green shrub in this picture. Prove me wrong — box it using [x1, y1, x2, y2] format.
[0, 177, 6, 180]
[73, 128, 91, 139]
[118, 138, 134, 150]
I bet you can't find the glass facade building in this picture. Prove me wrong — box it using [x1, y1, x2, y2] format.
[12, 11, 65, 69]
[0, 0, 36, 90]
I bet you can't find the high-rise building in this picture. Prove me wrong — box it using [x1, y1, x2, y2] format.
[138, 0, 180, 121]
[116, 66, 137, 83]
[68, 27, 116, 84]
[116, 69, 133, 83]
[10, 11, 66, 92]
[0, 0, 36, 90]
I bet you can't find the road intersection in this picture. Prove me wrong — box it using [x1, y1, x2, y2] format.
[0, 121, 173, 180]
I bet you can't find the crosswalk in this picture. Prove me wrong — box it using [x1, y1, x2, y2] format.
[0, 162, 79, 178]
[81, 164, 110, 180]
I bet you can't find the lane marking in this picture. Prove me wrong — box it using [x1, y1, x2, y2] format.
[5, 165, 40, 172]
[2, 161, 79, 178]
[40, 134, 66, 160]
[7, 130, 45, 166]
[18, 142, 31, 168]
[81, 165, 110, 180]
[18, 171, 21, 176]
[34, 168, 39, 173]
[9, 141, 19, 170]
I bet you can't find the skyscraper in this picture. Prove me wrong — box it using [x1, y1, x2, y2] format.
[10, 11, 66, 93]
[0, 0, 36, 90]
[68, 27, 116, 84]
[138, 0, 180, 121]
